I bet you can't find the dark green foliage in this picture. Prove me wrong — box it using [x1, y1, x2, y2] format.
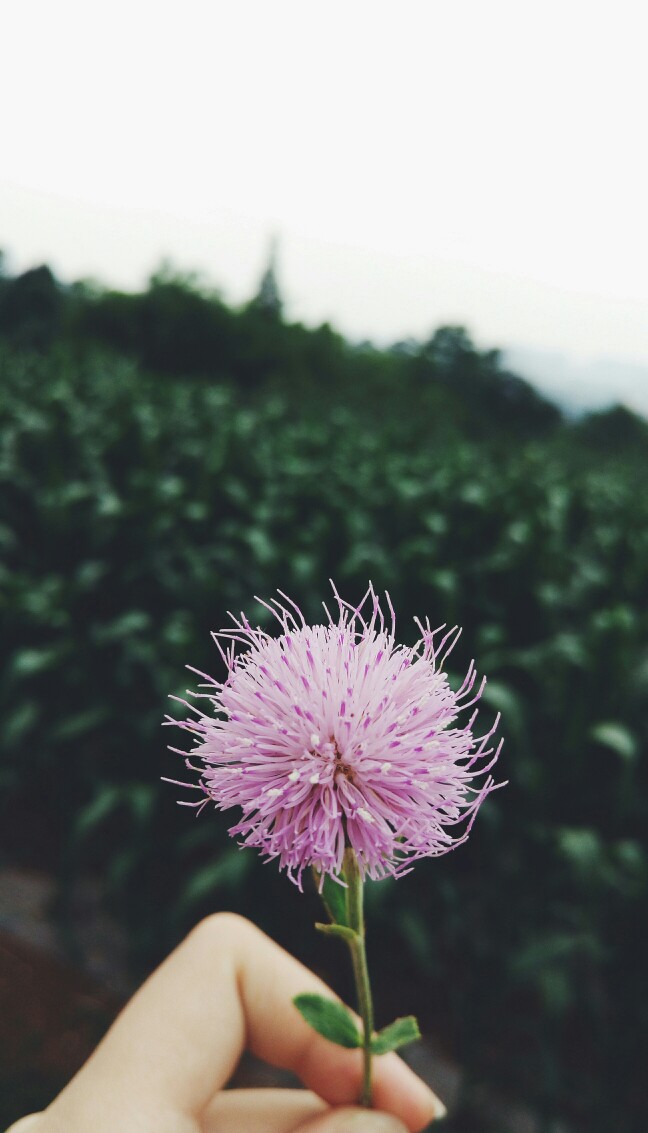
[572, 402, 648, 454]
[417, 327, 562, 439]
[0, 265, 647, 1132]
[0, 265, 63, 349]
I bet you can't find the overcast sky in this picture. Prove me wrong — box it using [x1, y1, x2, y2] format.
[2, 0, 647, 412]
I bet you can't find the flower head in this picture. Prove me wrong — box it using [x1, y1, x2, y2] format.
[167, 584, 503, 887]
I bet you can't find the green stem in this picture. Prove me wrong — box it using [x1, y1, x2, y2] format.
[344, 846, 374, 1108]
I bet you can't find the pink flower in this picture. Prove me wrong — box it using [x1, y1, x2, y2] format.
[166, 584, 503, 887]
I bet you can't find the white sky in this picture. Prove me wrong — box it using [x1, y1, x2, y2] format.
[1, 0, 647, 407]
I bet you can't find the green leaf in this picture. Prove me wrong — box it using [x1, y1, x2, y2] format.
[51, 706, 108, 742]
[315, 921, 357, 944]
[12, 646, 62, 677]
[317, 870, 349, 926]
[590, 721, 637, 762]
[481, 681, 525, 742]
[293, 994, 361, 1049]
[3, 700, 39, 747]
[125, 783, 156, 826]
[74, 785, 121, 841]
[555, 827, 605, 885]
[176, 850, 253, 913]
[371, 1016, 421, 1054]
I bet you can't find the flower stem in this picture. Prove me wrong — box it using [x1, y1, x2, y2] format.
[344, 846, 374, 1107]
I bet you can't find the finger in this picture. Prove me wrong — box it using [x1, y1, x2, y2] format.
[47, 914, 442, 1132]
[296, 1108, 409, 1132]
[5, 1118, 45, 1133]
[202, 1093, 410, 1133]
[201, 1088, 327, 1133]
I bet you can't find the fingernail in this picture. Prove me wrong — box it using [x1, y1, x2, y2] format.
[431, 1096, 448, 1121]
[404, 1075, 447, 1124]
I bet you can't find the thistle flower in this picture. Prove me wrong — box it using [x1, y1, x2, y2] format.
[166, 584, 503, 887]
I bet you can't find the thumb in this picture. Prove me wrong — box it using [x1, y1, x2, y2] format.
[296, 1108, 409, 1133]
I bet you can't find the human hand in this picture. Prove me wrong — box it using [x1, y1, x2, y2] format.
[8, 913, 445, 1133]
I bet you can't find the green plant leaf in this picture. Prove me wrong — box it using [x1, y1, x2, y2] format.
[74, 785, 121, 841]
[11, 646, 62, 677]
[317, 870, 349, 926]
[590, 721, 637, 762]
[3, 700, 39, 747]
[293, 994, 361, 1049]
[371, 1015, 421, 1054]
[176, 850, 253, 914]
[51, 706, 108, 742]
[315, 921, 356, 943]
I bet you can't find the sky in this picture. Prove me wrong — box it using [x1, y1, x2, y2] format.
[1, 0, 647, 412]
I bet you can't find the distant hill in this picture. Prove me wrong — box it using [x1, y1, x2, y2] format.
[504, 346, 648, 421]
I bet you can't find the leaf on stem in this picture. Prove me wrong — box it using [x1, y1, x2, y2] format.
[371, 1015, 421, 1054]
[293, 993, 361, 1048]
[315, 921, 357, 943]
[315, 868, 349, 927]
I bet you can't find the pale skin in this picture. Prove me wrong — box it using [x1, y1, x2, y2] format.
[8, 914, 445, 1133]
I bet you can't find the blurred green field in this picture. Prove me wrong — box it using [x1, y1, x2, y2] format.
[0, 264, 646, 1131]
